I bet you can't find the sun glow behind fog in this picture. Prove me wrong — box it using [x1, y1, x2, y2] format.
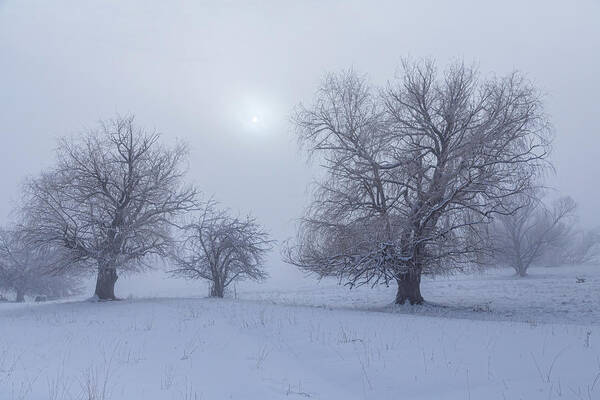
[243, 113, 265, 134]
[233, 94, 282, 137]
[244, 109, 266, 133]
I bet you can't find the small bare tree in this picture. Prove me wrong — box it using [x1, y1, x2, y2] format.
[285, 59, 552, 304]
[0, 227, 82, 302]
[537, 225, 600, 267]
[557, 228, 600, 265]
[169, 201, 273, 298]
[489, 195, 577, 276]
[21, 116, 197, 300]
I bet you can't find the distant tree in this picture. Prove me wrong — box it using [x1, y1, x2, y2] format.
[0, 228, 82, 302]
[21, 116, 197, 300]
[169, 201, 273, 298]
[285, 59, 552, 304]
[539, 226, 600, 267]
[488, 195, 576, 276]
[562, 228, 600, 265]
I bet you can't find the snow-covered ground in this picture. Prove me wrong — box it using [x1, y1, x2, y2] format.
[244, 264, 600, 326]
[0, 265, 598, 399]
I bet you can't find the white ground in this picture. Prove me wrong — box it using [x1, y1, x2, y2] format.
[1, 265, 599, 399]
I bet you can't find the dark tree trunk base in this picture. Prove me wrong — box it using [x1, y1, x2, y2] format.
[16, 290, 25, 303]
[514, 263, 528, 277]
[95, 268, 118, 300]
[210, 283, 225, 298]
[395, 273, 424, 305]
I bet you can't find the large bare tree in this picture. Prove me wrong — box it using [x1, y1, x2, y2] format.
[169, 201, 273, 298]
[21, 116, 197, 300]
[285, 59, 552, 304]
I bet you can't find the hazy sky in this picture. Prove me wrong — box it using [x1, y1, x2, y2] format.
[1, 0, 599, 285]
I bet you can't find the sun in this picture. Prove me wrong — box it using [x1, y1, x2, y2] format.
[251, 115, 260, 124]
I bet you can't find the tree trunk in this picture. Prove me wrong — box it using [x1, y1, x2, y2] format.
[209, 282, 224, 298]
[15, 288, 25, 303]
[395, 272, 424, 305]
[95, 267, 118, 300]
[515, 262, 527, 277]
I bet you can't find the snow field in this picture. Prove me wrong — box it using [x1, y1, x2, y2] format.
[1, 285, 599, 399]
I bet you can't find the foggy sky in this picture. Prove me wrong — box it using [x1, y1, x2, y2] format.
[1, 0, 599, 285]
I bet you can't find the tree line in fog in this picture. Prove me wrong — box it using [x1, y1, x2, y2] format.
[1, 58, 598, 304]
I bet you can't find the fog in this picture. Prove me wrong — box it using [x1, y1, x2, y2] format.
[1, 0, 599, 290]
[2, 4, 600, 398]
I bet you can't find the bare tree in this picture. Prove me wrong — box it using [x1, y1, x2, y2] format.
[556, 227, 600, 265]
[169, 201, 273, 298]
[488, 195, 577, 275]
[0, 227, 82, 302]
[285, 59, 552, 304]
[21, 116, 197, 300]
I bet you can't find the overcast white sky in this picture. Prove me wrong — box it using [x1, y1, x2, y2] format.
[1, 0, 599, 285]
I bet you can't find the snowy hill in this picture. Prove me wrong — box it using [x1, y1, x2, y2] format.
[1, 265, 598, 399]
